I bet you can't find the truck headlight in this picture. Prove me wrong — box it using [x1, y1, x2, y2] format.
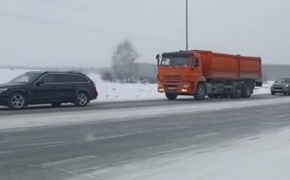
[183, 84, 189, 88]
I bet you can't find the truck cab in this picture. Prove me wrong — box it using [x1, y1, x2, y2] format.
[156, 51, 207, 100]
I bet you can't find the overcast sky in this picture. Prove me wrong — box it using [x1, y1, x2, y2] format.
[0, 0, 289, 67]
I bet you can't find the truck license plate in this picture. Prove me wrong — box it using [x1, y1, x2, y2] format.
[168, 87, 176, 90]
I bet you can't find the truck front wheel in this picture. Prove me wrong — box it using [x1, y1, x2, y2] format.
[165, 93, 178, 100]
[194, 83, 206, 100]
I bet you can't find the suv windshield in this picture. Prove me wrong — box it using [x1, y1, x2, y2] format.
[9, 72, 42, 83]
[160, 57, 189, 66]
[276, 78, 290, 83]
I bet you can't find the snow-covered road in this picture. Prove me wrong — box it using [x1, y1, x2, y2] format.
[85, 127, 290, 180]
[1, 95, 288, 130]
[1, 100, 290, 180]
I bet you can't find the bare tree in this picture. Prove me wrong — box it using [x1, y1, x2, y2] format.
[111, 40, 139, 83]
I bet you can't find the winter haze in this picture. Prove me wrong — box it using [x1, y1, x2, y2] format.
[0, 0, 289, 67]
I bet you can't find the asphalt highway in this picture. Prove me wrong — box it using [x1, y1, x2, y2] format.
[0, 94, 281, 116]
[0, 95, 290, 180]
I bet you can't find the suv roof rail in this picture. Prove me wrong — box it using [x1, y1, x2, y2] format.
[67, 71, 83, 74]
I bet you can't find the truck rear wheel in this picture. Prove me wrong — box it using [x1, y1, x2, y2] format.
[230, 83, 242, 99]
[194, 83, 206, 100]
[241, 85, 252, 98]
[165, 93, 178, 100]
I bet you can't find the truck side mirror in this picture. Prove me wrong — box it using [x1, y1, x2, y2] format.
[156, 54, 160, 60]
[156, 54, 160, 67]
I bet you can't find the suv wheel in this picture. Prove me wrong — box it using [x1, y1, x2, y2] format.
[7, 92, 26, 110]
[74, 92, 89, 107]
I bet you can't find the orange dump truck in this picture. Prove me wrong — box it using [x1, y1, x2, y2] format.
[155, 50, 262, 100]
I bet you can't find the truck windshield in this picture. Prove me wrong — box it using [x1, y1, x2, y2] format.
[160, 57, 189, 67]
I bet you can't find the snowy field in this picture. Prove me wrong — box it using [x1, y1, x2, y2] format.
[0, 68, 271, 102]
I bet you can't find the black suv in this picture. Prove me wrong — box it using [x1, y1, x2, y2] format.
[0, 71, 98, 110]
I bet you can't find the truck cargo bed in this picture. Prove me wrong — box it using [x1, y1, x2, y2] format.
[193, 50, 262, 80]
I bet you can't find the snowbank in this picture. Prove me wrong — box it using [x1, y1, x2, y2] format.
[0, 68, 271, 102]
[88, 72, 163, 101]
[254, 80, 273, 94]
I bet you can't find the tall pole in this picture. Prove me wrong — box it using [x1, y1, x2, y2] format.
[185, 0, 188, 51]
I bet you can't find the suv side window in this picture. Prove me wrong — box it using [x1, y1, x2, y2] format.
[38, 74, 57, 83]
[71, 75, 90, 82]
[56, 74, 90, 83]
[56, 74, 73, 83]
